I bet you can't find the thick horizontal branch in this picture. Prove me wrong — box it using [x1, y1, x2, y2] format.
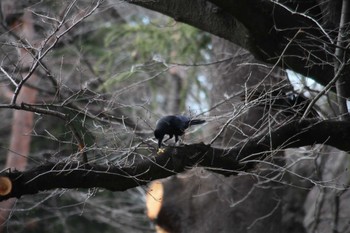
[0, 119, 349, 201]
[127, 0, 249, 49]
[0, 144, 240, 201]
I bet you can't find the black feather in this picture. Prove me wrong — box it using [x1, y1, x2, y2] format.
[154, 115, 205, 148]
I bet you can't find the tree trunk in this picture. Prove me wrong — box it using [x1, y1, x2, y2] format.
[0, 3, 39, 230]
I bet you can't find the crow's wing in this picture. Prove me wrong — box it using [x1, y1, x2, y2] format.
[174, 115, 191, 130]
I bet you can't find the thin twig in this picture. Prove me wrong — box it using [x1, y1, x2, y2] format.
[270, 0, 333, 44]
[0, 66, 18, 87]
[11, 0, 102, 105]
[301, 62, 345, 120]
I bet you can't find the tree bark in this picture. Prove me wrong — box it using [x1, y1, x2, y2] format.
[0, 4, 39, 230]
[127, 0, 350, 96]
[0, 119, 348, 201]
[334, 0, 350, 120]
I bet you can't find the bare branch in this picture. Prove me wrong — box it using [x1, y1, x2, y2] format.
[0, 66, 17, 87]
[0, 119, 350, 201]
[301, 62, 345, 120]
[11, 0, 103, 105]
[269, 0, 333, 44]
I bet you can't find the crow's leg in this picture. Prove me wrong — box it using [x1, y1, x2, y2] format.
[175, 135, 179, 144]
[175, 135, 185, 146]
[163, 134, 173, 143]
[158, 137, 163, 149]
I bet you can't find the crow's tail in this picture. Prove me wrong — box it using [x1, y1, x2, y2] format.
[189, 119, 206, 126]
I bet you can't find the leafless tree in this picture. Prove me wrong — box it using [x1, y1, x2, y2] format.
[0, 1, 349, 233]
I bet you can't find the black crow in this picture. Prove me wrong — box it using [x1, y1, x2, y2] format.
[154, 115, 205, 148]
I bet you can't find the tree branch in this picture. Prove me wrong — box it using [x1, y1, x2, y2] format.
[334, 0, 350, 120]
[0, 119, 349, 201]
[126, 0, 348, 96]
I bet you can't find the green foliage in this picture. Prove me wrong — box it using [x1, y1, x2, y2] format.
[81, 17, 210, 81]
[98, 69, 137, 91]
[103, 18, 210, 62]
[75, 16, 211, 115]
